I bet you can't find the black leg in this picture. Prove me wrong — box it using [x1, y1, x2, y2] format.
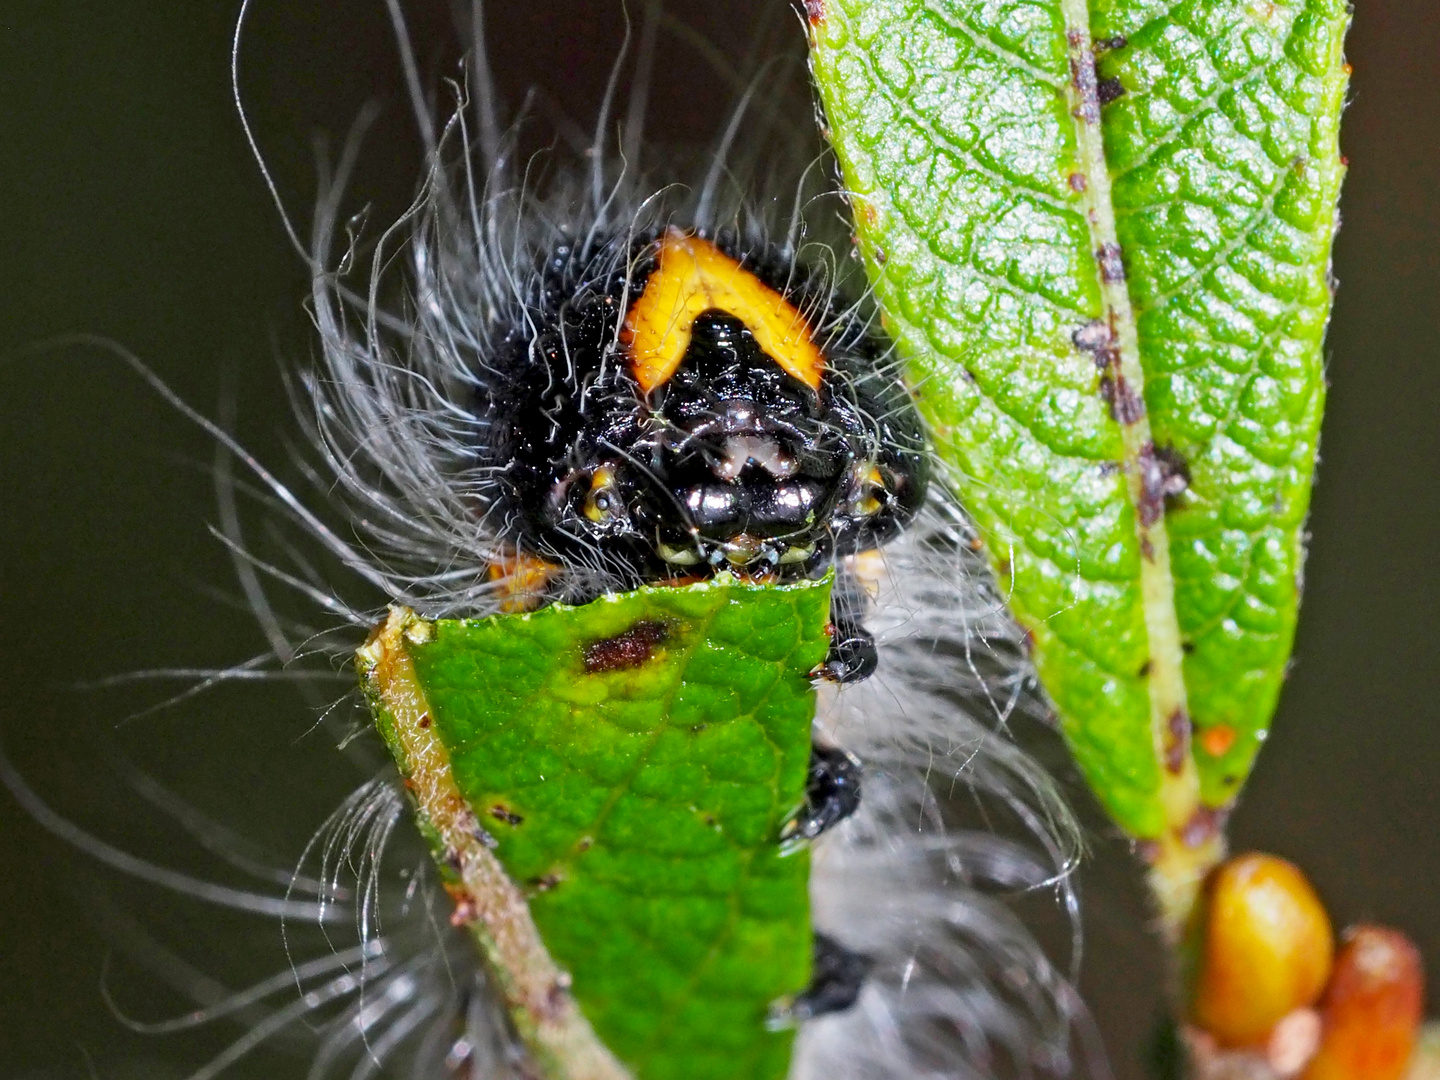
[819, 565, 878, 683]
[784, 744, 862, 841]
[791, 933, 872, 1020]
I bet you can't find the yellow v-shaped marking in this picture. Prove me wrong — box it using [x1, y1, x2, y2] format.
[620, 228, 825, 394]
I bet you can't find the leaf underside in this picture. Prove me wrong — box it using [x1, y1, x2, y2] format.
[399, 576, 832, 1080]
[810, 0, 1349, 841]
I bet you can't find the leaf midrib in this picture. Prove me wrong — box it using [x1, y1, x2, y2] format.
[1055, 0, 1210, 890]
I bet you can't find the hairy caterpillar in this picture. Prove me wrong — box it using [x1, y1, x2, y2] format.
[1, 3, 1100, 1078]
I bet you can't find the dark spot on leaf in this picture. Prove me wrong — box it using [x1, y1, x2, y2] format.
[1096, 242, 1127, 283]
[1073, 318, 1119, 371]
[1140, 535, 1155, 561]
[1093, 35, 1128, 54]
[1099, 460, 1122, 477]
[1165, 708, 1191, 774]
[583, 620, 670, 673]
[418, 713, 431, 729]
[490, 804, 524, 826]
[873, 246, 887, 264]
[690, 722, 708, 733]
[961, 366, 977, 383]
[1099, 373, 1145, 424]
[531, 872, 563, 893]
[1069, 172, 1087, 192]
[1097, 77, 1126, 105]
[1138, 442, 1189, 525]
[1180, 805, 1230, 849]
[576, 836, 594, 852]
[1066, 31, 1102, 124]
[1138, 659, 1151, 677]
[1182, 640, 1196, 654]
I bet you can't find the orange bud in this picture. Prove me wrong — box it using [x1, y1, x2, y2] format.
[1301, 925, 1424, 1080]
[1193, 853, 1335, 1046]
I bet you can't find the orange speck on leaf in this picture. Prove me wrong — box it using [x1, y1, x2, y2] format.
[1202, 725, 1238, 757]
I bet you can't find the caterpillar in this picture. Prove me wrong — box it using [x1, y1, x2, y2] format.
[4, 3, 1097, 1078]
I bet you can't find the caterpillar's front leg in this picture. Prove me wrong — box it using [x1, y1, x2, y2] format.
[784, 744, 862, 842]
[818, 558, 879, 683]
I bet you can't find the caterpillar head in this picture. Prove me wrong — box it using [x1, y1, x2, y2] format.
[488, 229, 928, 586]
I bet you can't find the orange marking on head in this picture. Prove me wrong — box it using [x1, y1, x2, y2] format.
[1201, 725, 1238, 757]
[488, 552, 560, 613]
[620, 228, 825, 394]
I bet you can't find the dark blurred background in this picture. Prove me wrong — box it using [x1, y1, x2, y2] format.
[0, 2, 1435, 1078]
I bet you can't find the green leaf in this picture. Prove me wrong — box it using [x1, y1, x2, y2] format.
[360, 574, 834, 1080]
[809, 0, 1348, 908]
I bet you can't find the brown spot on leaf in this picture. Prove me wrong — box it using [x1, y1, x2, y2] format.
[1181, 805, 1230, 848]
[1069, 172, 1088, 192]
[531, 872, 563, 893]
[490, 804, 524, 826]
[583, 620, 670, 673]
[1165, 708, 1192, 774]
[1065, 28, 1104, 125]
[1072, 318, 1119, 371]
[1094, 35, 1128, 54]
[1097, 77, 1126, 104]
[1099, 372, 1145, 424]
[1138, 442, 1190, 525]
[1097, 242, 1127, 283]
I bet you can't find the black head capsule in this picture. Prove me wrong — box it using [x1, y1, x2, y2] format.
[481, 227, 928, 592]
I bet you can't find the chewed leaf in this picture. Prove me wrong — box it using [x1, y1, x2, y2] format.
[360, 574, 833, 1080]
[809, 0, 1348, 894]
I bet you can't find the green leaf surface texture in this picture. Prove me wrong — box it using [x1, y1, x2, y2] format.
[810, 0, 1348, 839]
[406, 575, 833, 1080]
